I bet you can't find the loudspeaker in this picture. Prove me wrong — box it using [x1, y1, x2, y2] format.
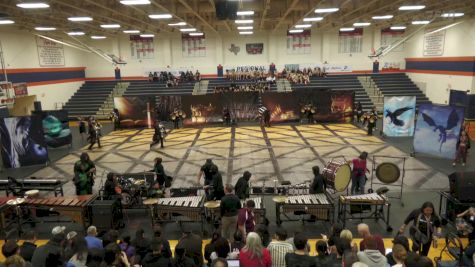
[34, 101, 42, 111]
[215, 0, 227, 20]
[448, 172, 475, 202]
[91, 200, 115, 231]
[215, 0, 238, 20]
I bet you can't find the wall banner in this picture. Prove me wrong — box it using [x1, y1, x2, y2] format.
[423, 30, 445, 56]
[130, 35, 154, 59]
[286, 30, 311, 54]
[383, 96, 416, 137]
[36, 36, 65, 66]
[182, 34, 206, 57]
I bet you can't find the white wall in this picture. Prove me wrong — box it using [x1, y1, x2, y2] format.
[28, 81, 84, 110]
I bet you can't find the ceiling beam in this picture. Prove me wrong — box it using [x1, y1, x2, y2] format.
[176, 0, 218, 33]
[259, 0, 271, 30]
[208, 0, 231, 32]
[272, 0, 300, 32]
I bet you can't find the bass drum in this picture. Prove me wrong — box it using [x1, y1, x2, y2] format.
[322, 161, 351, 192]
[120, 192, 132, 206]
[376, 162, 400, 184]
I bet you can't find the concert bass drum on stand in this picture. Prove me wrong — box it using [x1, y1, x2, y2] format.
[322, 161, 351, 192]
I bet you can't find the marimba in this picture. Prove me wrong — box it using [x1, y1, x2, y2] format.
[155, 196, 204, 223]
[338, 193, 392, 231]
[0, 178, 66, 196]
[24, 194, 98, 228]
[274, 194, 334, 225]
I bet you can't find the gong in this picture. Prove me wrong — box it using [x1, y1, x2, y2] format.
[375, 162, 400, 184]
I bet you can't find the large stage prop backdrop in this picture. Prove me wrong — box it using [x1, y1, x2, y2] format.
[413, 104, 464, 159]
[382, 96, 416, 137]
[9, 95, 37, 116]
[260, 92, 299, 123]
[0, 116, 48, 168]
[155, 96, 182, 122]
[221, 92, 260, 121]
[32, 110, 72, 148]
[114, 97, 155, 128]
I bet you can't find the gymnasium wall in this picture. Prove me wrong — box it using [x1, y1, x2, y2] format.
[0, 29, 88, 109]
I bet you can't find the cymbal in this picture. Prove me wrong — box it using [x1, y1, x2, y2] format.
[25, 189, 39, 196]
[133, 180, 145, 185]
[204, 201, 221, 208]
[7, 198, 25, 206]
[272, 196, 288, 203]
[143, 198, 159, 205]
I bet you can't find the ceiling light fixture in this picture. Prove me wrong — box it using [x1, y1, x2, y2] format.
[180, 28, 196, 32]
[149, 14, 172, 19]
[68, 17, 93, 22]
[235, 19, 253, 24]
[35, 27, 56, 31]
[101, 24, 121, 29]
[315, 8, 339, 13]
[16, 2, 50, 9]
[168, 22, 187, 26]
[303, 17, 323, 22]
[399, 5, 426, 11]
[0, 20, 15, 25]
[237, 11, 254, 16]
[239, 31, 253, 35]
[67, 32, 85, 36]
[189, 32, 204, 36]
[372, 15, 393, 20]
[237, 26, 253, 30]
[288, 29, 304, 33]
[91, 36, 106, 39]
[295, 24, 312, 28]
[441, 13, 464, 18]
[140, 34, 154, 38]
[120, 0, 151, 5]
[123, 30, 140, 33]
[390, 26, 406, 30]
[339, 27, 355, 32]
[412, 20, 430, 25]
[353, 22, 371, 27]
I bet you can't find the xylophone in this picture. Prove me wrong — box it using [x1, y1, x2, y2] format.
[337, 193, 392, 231]
[0, 178, 66, 196]
[274, 194, 334, 225]
[0, 197, 16, 232]
[24, 194, 98, 228]
[155, 196, 204, 222]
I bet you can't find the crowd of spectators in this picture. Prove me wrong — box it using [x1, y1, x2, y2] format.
[213, 82, 271, 94]
[282, 67, 326, 85]
[148, 70, 201, 87]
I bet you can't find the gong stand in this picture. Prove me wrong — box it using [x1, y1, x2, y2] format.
[370, 155, 406, 206]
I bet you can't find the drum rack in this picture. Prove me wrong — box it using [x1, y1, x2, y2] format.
[370, 155, 406, 206]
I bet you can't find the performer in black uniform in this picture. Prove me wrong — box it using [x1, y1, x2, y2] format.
[153, 157, 166, 187]
[73, 153, 96, 195]
[234, 171, 252, 200]
[87, 121, 102, 150]
[197, 159, 218, 198]
[150, 120, 165, 149]
[102, 173, 124, 229]
[263, 109, 271, 127]
[207, 165, 224, 200]
[223, 108, 231, 126]
[310, 166, 326, 194]
[367, 107, 378, 136]
[110, 108, 120, 131]
[355, 102, 363, 124]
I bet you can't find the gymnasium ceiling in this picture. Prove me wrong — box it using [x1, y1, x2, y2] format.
[0, 0, 474, 37]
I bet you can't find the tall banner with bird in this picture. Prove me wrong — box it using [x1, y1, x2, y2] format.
[413, 104, 465, 159]
[383, 96, 416, 137]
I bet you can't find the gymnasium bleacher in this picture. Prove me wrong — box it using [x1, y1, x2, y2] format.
[63, 81, 117, 118]
[370, 73, 431, 106]
[206, 78, 278, 92]
[122, 80, 195, 97]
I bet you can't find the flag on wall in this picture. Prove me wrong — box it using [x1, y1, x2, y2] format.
[286, 30, 311, 54]
[383, 96, 416, 137]
[338, 28, 363, 53]
[130, 35, 154, 59]
[381, 28, 405, 52]
[182, 34, 206, 57]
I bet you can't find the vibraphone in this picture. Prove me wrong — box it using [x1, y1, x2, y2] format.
[154, 196, 204, 225]
[275, 194, 334, 225]
[337, 193, 392, 231]
[0, 197, 16, 233]
[24, 194, 98, 228]
[0, 178, 66, 196]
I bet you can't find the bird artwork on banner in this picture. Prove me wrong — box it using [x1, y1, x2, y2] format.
[422, 109, 460, 152]
[385, 107, 413, 127]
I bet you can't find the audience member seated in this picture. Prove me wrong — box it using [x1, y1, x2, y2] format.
[173, 245, 196, 267]
[44, 251, 64, 267]
[2, 240, 23, 265]
[64, 231, 78, 260]
[205, 232, 222, 265]
[211, 258, 229, 267]
[210, 237, 236, 261]
[284, 233, 314, 267]
[391, 244, 407, 267]
[267, 228, 294, 267]
[102, 230, 119, 248]
[102, 244, 130, 267]
[5, 255, 27, 267]
[85, 226, 103, 250]
[177, 230, 204, 267]
[386, 235, 414, 266]
[340, 229, 358, 252]
[463, 239, 475, 267]
[342, 251, 359, 267]
[153, 226, 172, 258]
[287, 72, 310, 85]
[322, 222, 343, 255]
[239, 232, 272, 267]
[141, 240, 173, 267]
[286, 231, 310, 255]
[231, 231, 245, 252]
[314, 240, 333, 267]
[357, 236, 387, 267]
[255, 217, 271, 247]
[119, 236, 136, 264]
[31, 226, 65, 267]
[333, 238, 352, 266]
[132, 229, 151, 262]
[214, 82, 270, 94]
[404, 253, 433, 267]
[358, 223, 385, 255]
[19, 230, 37, 263]
[66, 235, 88, 267]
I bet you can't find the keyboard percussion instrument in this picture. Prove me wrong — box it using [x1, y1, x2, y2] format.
[154, 196, 204, 223]
[274, 194, 334, 225]
[0, 178, 66, 196]
[339, 193, 387, 205]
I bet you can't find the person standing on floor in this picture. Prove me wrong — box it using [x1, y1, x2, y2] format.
[73, 152, 96, 195]
[454, 130, 470, 167]
[348, 152, 369, 195]
[220, 184, 242, 241]
[78, 117, 86, 142]
[235, 171, 252, 200]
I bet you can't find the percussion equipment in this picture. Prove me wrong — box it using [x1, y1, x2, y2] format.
[143, 198, 159, 206]
[7, 198, 25, 206]
[156, 196, 204, 222]
[0, 178, 66, 196]
[375, 162, 400, 184]
[339, 193, 387, 205]
[25, 190, 39, 198]
[275, 194, 334, 225]
[204, 201, 220, 209]
[322, 161, 351, 192]
[24, 194, 98, 227]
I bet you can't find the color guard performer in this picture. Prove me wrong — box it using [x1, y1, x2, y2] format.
[73, 152, 96, 195]
[150, 120, 166, 149]
[348, 152, 369, 195]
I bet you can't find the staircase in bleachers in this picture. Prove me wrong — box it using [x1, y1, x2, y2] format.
[63, 81, 117, 118]
[370, 73, 431, 106]
[122, 80, 196, 96]
[206, 78, 278, 93]
[292, 74, 374, 111]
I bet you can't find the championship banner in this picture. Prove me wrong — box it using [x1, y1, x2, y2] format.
[381, 28, 405, 52]
[130, 35, 154, 60]
[182, 34, 206, 57]
[0, 116, 48, 168]
[286, 30, 311, 54]
[413, 104, 464, 159]
[339, 28, 363, 53]
[13, 83, 28, 97]
[114, 96, 155, 128]
[246, 43, 263, 55]
[32, 110, 72, 148]
[383, 96, 416, 137]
